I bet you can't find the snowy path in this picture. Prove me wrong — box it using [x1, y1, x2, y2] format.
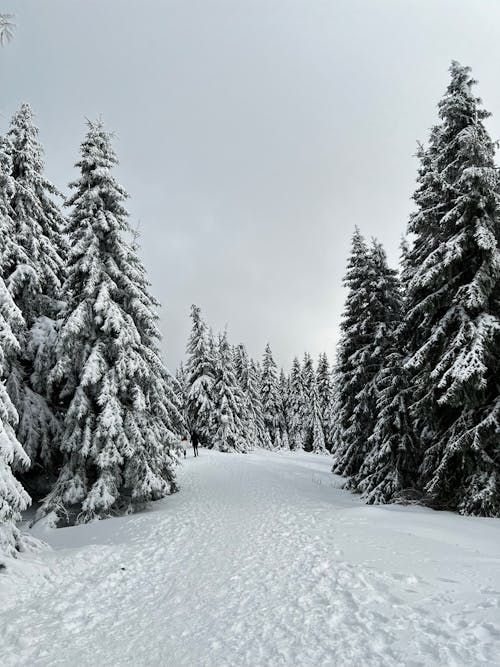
[1, 450, 500, 667]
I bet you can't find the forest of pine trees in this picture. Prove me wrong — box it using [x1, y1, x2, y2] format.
[2, 60, 500, 562]
[179, 62, 500, 520]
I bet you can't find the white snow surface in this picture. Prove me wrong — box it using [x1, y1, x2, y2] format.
[1, 450, 500, 667]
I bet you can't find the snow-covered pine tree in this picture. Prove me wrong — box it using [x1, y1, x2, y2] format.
[39, 120, 178, 524]
[301, 352, 315, 451]
[233, 343, 247, 388]
[316, 353, 334, 451]
[316, 352, 333, 451]
[0, 138, 31, 558]
[248, 357, 272, 449]
[287, 357, 306, 450]
[233, 344, 258, 450]
[1, 105, 67, 487]
[185, 304, 216, 446]
[175, 362, 188, 422]
[332, 229, 370, 473]
[279, 368, 290, 450]
[349, 239, 414, 503]
[211, 333, 248, 452]
[260, 344, 283, 449]
[403, 62, 500, 516]
[309, 374, 327, 454]
[333, 233, 400, 479]
[0, 280, 31, 558]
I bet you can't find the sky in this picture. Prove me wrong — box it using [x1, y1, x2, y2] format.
[1, 0, 500, 371]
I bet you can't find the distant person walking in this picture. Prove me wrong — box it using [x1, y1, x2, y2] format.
[191, 430, 200, 457]
[179, 433, 189, 459]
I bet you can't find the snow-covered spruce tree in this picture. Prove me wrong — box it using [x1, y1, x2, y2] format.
[0, 281, 31, 558]
[279, 368, 290, 450]
[174, 362, 188, 425]
[332, 229, 370, 473]
[333, 233, 400, 479]
[247, 356, 272, 449]
[211, 333, 248, 452]
[185, 304, 216, 446]
[287, 357, 306, 450]
[1, 105, 67, 487]
[39, 120, 178, 524]
[309, 374, 327, 454]
[260, 344, 283, 449]
[316, 353, 334, 451]
[301, 352, 316, 451]
[233, 344, 259, 449]
[403, 62, 500, 516]
[348, 239, 414, 503]
[0, 142, 31, 558]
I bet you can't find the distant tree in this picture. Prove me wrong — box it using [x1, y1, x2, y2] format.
[316, 353, 334, 450]
[211, 332, 248, 452]
[301, 353, 315, 450]
[185, 304, 216, 446]
[260, 344, 283, 449]
[287, 357, 306, 450]
[310, 375, 327, 454]
[279, 368, 290, 449]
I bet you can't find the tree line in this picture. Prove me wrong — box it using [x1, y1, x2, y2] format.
[177, 304, 334, 454]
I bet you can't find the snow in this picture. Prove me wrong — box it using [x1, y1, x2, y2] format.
[1, 450, 500, 666]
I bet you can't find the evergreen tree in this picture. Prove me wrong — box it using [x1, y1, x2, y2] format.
[175, 361, 188, 426]
[233, 344, 259, 449]
[279, 368, 290, 450]
[0, 281, 31, 558]
[301, 353, 315, 450]
[316, 353, 334, 451]
[260, 344, 283, 449]
[0, 140, 31, 557]
[310, 374, 327, 454]
[1, 105, 67, 484]
[333, 233, 400, 479]
[349, 239, 413, 502]
[287, 357, 306, 450]
[39, 120, 177, 524]
[403, 62, 500, 515]
[212, 333, 248, 452]
[248, 358, 272, 449]
[185, 304, 216, 446]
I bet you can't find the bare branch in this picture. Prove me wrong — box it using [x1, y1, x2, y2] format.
[0, 13, 15, 45]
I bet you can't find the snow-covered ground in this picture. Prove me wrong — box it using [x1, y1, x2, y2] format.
[1, 450, 500, 667]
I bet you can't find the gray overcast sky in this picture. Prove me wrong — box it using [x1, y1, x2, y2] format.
[1, 0, 500, 371]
